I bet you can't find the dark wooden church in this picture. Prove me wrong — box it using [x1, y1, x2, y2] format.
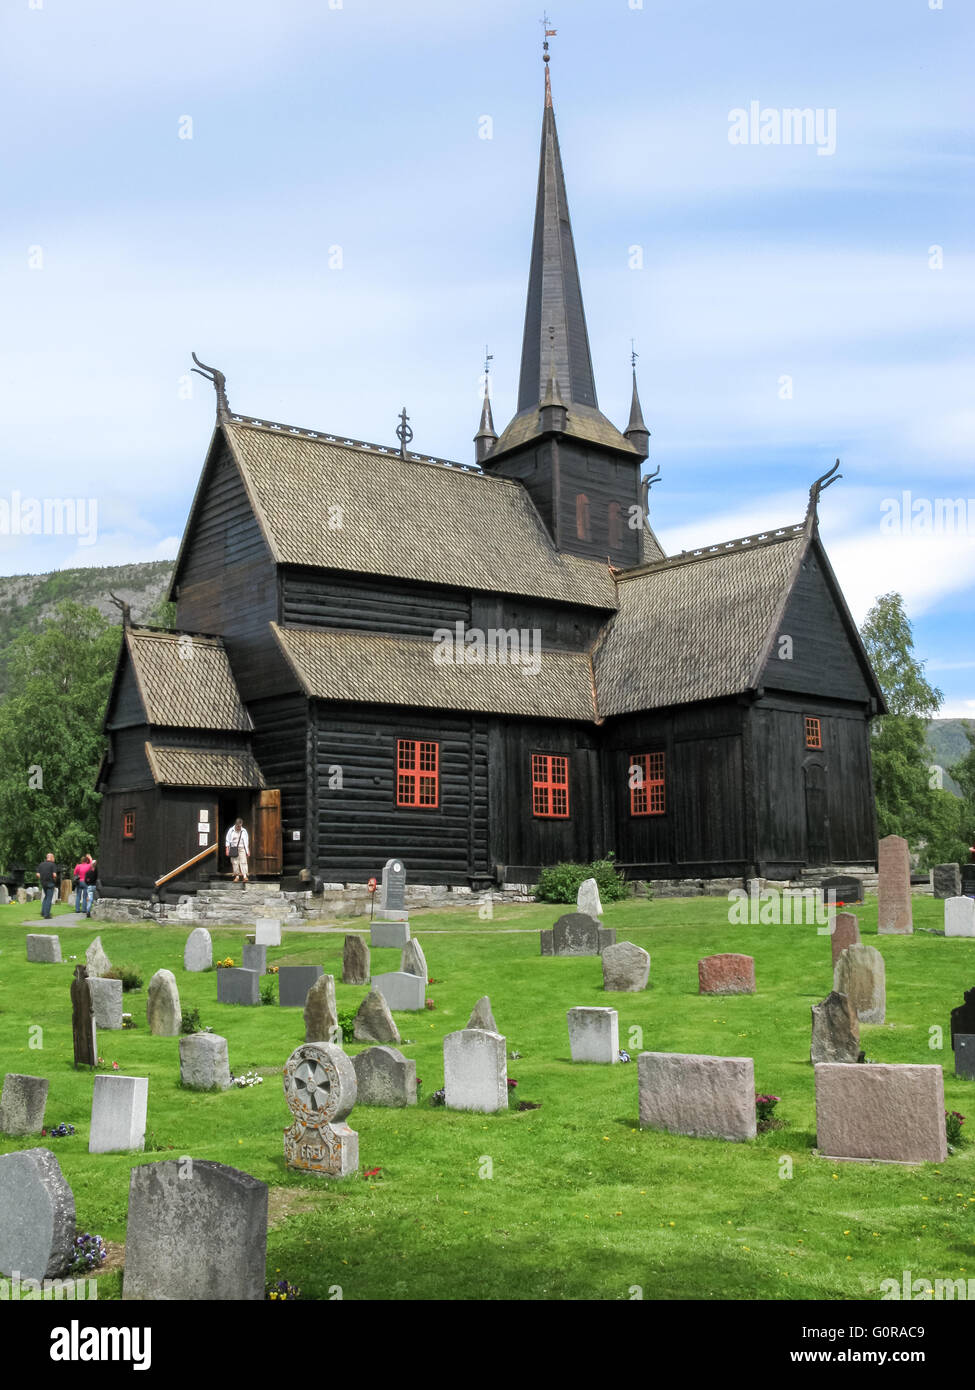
[97, 58, 885, 900]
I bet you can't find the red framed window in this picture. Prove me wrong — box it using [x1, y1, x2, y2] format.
[630, 752, 666, 816]
[576, 493, 591, 542]
[122, 809, 136, 839]
[608, 501, 623, 549]
[804, 717, 822, 749]
[532, 753, 570, 818]
[396, 740, 439, 808]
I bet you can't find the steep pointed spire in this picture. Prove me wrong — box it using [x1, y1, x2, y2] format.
[473, 369, 498, 465]
[516, 56, 598, 413]
[624, 365, 650, 458]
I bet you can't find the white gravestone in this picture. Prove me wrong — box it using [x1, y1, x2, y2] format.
[567, 1006, 619, 1063]
[443, 1029, 508, 1113]
[945, 896, 975, 938]
[88, 1074, 148, 1154]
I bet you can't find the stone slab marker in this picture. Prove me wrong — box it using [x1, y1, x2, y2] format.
[821, 875, 864, 905]
[576, 877, 603, 919]
[217, 967, 260, 1005]
[602, 941, 650, 991]
[254, 918, 282, 946]
[567, 1006, 619, 1063]
[467, 995, 498, 1032]
[179, 1032, 232, 1091]
[26, 934, 61, 963]
[638, 1052, 756, 1141]
[242, 941, 267, 975]
[88, 976, 123, 1030]
[945, 896, 975, 938]
[371, 971, 425, 1012]
[955, 1035, 975, 1081]
[352, 1046, 416, 1106]
[0, 1074, 49, 1135]
[278, 964, 324, 1007]
[933, 863, 962, 899]
[698, 954, 756, 995]
[877, 834, 913, 934]
[444, 1029, 508, 1113]
[147, 969, 182, 1035]
[304, 973, 338, 1042]
[829, 912, 861, 969]
[539, 928, 554, 956]
[89, 1074, 148, 1153]
[183, 927, 212, 972]
[371, 920, 410, 949]
[810, 991, 860, 1064]
[381, 857, 407, 911]
[283, 1042, 358, 1178]
[401, 937, 428, 979]
[85, 936, 113, 978]
[0, 1148, 75, 1281]
[353, 986, 400, 1044]
[815, 1062, 946, 1163]
[342, 934, 370, 984]
[0, 885, 8, 904]
[70, 965, 98, 1069]
[551, 913, 602, 956]
[950, 988, 975, 1048]
[833, 943, 885, 1023]
[123, 1160, 267, 1300]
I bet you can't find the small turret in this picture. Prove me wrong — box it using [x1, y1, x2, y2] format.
[624, 365, 650, 459]
[474, 375, 498, 465]
[538, 354, 568, 435]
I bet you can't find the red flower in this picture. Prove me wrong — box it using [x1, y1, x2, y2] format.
[363, 1167, 382, 1178]
[507, 1078, 518, 1088]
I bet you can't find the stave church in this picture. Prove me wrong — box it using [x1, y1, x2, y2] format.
[97, 51, 885, 901]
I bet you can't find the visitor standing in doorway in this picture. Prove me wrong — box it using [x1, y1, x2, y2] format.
[226, 819, 250, 883]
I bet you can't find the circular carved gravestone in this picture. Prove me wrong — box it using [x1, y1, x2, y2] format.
[282, 1043, 358, 1178]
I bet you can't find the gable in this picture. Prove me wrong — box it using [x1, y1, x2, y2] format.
[170, 432, 272, 594]
[104, 650, 148, 730]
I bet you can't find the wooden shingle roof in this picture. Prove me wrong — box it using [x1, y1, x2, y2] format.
[270, 623, 597, 721]
[125, 628, 253, 732]
[144, 744, 265, 789]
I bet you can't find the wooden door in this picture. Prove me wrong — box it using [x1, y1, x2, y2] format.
[252, 789, 283, 876]
[804, 761, 830, 866]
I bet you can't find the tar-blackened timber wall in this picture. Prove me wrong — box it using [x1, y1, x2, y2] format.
[281, 569, 471, 637]
[248, 693, 309, 878]
[553, 439, 643, 568]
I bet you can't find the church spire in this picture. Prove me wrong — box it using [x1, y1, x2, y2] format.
[516, 39, 598, 414]
[624, 352, 650, 459]
[473, 348, 498, 464]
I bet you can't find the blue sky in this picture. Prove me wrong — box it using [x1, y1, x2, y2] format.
[1, 0, 973, 715]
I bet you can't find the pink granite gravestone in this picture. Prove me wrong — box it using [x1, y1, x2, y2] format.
[698, 954, 756, 995]
[815, 1063, 946, 1163]
[830, 912, 861, 968]
[877, 834, 913, 935]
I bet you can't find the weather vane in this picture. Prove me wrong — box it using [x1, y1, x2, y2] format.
[631, 339, 639, 369]
[396, 406, 413, 460]
[484, 345, 493, 378]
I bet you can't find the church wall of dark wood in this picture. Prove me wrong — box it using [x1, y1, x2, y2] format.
[97, 788, 219, 897]
[103, 727, 154, 791]
[248, 694, 310, 877]
[761, 548, 873, 704]
[470, 595, 607, 652]
[554, 440, 643, 568]
[493, 719, 602, 876]
[105, 659, 146, 729]
[281, 569, 471, 638]
[484, 446, 555, 542]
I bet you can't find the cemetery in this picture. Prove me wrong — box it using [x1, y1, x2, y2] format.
[1, 877, 973, 1301]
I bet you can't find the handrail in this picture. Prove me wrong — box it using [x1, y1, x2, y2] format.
[154, 842, 218, 888]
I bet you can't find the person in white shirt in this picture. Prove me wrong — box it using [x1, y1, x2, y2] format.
[225, 819, 250, 882]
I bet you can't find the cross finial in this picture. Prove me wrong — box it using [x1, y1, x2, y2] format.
[396, 406, 413, 460]
[540, 12, 556, 104]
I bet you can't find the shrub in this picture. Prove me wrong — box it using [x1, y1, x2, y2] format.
[946, 1110, 966, 1148]
[534, 854, 629, 905]
[106, 964, 142, 992]
[260, 981, 276, 1006]
[755, 1094, 780, 1124]
[180, 1006, 202, 1036]
[336, 1010, 356, 1044]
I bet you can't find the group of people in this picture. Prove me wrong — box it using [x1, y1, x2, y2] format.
[35, 851, 98, 919]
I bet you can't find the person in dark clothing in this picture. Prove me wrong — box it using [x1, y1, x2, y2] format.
[37, 853, 59, 919]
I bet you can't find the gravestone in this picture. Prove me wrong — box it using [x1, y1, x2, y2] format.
[371, 971, 425, 1012]
[26, 934, 61, 964]
[443, 1029, 508, 1113]
[242, 942, 267, 975]
[834, 943, 885, 1024]
[830, 912, 861, 969]
[698, 954, 756, 995]
[956, 1035, 975, 1081]
[88, 976, 123, 1031]
[820, 875, 864, 906]
[278, 965, 324, 1008]
[89, 1074, 148, 1153]
[70, 965, 98, 1068]
[933, 863, 962, 899]
[814, 1062, 946, 1163]
[85, 937, 113, 978]
[217, 967, 260, 1006]
[950, 987, 975, 1048]
[0, 1148, 75, 1281]
[962, 865, 975, 896]
[183, 927, 212, 973]
[353, 987, 400, 1044]
[381, 858, 406, 911]
[539, 928, 554, 956]
[146, 969, 182, 1036]
[178, 1033, 232, 1091]
[550, 913, 602, 957]
[352, 1046, 417, 1107]
[567, 1006, 619, 1063]
[467, 995, 498, 1032]
[254, 919, 282, 946]
[576, 877, 603, 920]
[342, 935, 370, 984]
[945, 896, 975, 938]
[16, 888, 27, 904]
[401, 937, 428, 979]
[58, 879, 71, 903]
[638, 1052, 756, 1141]
[810, 991, 860, 1064]
[0, 1074, 49, 1136]
[0, 885, 8, 905]
[283, 1042, 358, 1178]
[602, 941, 650, 992]
[123, 1160, 267, 1300]
[371, 920, 411, 949]
[877, 834, 913, 934]
[304, 973, 338, 1043]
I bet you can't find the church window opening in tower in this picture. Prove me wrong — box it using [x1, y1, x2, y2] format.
[630, 753, 666, 815]
[532, 753, 570, 818]
[396, 740, 439, 808]
[122, 809, 136, 838]
[576, 494, 591, 542]
[608, 502, 623, 549]
[804, 717, 822, 749]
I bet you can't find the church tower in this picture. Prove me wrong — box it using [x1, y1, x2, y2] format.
[478, 43, 649, 568]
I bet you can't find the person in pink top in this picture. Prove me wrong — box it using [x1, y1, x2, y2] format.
[73, 855, 93, 914]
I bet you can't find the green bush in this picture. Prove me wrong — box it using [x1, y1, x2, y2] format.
[336, 1010, 356, 1044]
[534, 854, 630, 905]
[106, 964, 143, 992]
[260, 981, 276, 1006]
[180, 1006, 202, 1036]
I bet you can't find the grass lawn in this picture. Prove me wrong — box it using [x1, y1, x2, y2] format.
[1, 893, 973, 1300]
